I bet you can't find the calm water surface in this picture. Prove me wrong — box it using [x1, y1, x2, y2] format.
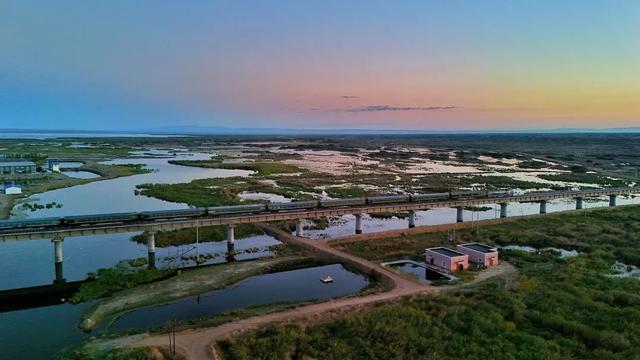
[11, 151, 250, 218]
[0, 264, 366, 360]
[110, 264, 367, 331]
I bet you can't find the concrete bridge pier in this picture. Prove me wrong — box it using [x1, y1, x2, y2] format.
[52, 236, 65, 285]
[609, 194, 617, 207]
[227, 224, 236, 257]
[500, 203, 508, 218]
[295, 219, 305, 237]
[539, 200, 547, 214]
[576, 197, 584, 210]
[355, 214, 363, 234]
[147, 231, 156, 269]
[408, 210, 416, 228]
[456, 207, 463, 223]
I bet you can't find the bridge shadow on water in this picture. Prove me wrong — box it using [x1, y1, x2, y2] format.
[0, 251, 239, 313]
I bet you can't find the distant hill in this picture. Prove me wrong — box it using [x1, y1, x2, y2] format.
[1, 126, 639, 137]
[146, 125, 640, 136]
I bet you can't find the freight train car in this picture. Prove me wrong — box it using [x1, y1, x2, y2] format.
[139, 208, 206, 220]
[208, 204, 266, 216]
[320, 197, 367, 208]
[267, 200, 320, 212]
[0, 217, 62, 230]
[62, 212, 139, 225]
[366, 195, 410, 205]
[410, 193, 450, 202]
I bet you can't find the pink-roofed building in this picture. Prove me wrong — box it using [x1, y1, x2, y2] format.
[425, 247, 469, 273]
[456, 243, 499, 267]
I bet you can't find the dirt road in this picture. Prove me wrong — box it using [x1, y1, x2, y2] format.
[111, 225, 514, 360]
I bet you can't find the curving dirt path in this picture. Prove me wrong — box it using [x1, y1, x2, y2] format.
[110, 224, 515, 360]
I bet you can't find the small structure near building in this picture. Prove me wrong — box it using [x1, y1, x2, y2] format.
[48, 159, 61, 172]
[2, 183, 22, 195]
[457, 243, 499, 267]
[426, 247, 469, 273]
[0, 161, 36, 175]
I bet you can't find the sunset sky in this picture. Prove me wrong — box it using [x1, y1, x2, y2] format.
[1, 1, 639, 131]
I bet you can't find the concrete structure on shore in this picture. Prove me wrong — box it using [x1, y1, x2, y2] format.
[2, 183, 22, 195]
[426, 247, 468, 272]
[0, 161, 36, 175]
[47, 159, 61, 172]
[457, 243, 499, 267]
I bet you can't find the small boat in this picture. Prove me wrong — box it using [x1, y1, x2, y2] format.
[320, 276, 334, 283]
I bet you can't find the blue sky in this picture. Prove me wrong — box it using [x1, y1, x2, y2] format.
[1, 1, 638, 130]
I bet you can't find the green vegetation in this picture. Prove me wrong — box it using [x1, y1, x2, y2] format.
[59, 345, 185, 360]
[136, 176, 310, 207]
[71, 263, 175, 303]
[538, 173, 630, 187]
[20, 201, 63, 211]
[326, 186, 368, 198]
[170, 158, 303, 176]
[220, 206, 640, 359]
[131, 224, 262, 247]
[517, 159, 549, 169]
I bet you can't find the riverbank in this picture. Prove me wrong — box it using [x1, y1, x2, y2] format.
[1, 162, 150, 219]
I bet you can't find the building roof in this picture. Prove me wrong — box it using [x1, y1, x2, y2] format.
[0, 161, 36, 167]
[459, 243, 498, 253]
[427, 247, 466, 257]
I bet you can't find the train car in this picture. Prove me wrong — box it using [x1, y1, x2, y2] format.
[62, 212, 140, 225]
[0, 217, 62, 231]
[138, 208, 206, 220]
[449, 190, 486, 199]
[410, 193, 450, 202]
[487, 191, 514, 198]
[208, 204, 267, 216]
[366, 195, 410, 205]
[320, 197, 367, 208]
[267, 200, 320, 212]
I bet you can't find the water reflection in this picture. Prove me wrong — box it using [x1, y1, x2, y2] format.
[304, 196, 640, 239]
[12, 152, 251, 218]
[109, 264, 368, 332]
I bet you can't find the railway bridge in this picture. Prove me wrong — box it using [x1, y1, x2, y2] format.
[1, 187, 637, 285]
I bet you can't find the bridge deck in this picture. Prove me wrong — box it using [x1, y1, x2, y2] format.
[0, 188, 636, 241]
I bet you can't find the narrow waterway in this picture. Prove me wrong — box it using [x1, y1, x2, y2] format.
[109, 264, 367, 331]
[0, 264, 366, 360]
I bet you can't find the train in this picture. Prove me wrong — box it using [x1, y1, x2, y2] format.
[0, 190, 518, 231]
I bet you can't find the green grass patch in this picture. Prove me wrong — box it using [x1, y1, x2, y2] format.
[326, 186, 367, 198]
[59, 345, 185, 360]
[71, 264, 175, 303]
[136, 176, 308, 207]
[538, 173, 630, 187]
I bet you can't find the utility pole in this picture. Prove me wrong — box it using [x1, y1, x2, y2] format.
[195, 219, 200, 265]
